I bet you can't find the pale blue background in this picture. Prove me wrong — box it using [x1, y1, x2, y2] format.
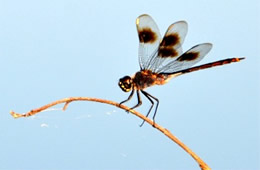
[0, 0, 259, 170]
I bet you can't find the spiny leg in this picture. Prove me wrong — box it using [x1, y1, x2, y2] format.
[139, 90, 154, 127]
[141, 90, 159, 126]
[120, 89, 135, 105]
[129, 90, 142, 110]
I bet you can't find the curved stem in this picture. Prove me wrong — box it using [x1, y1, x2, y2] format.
[10, 97, 210, 170]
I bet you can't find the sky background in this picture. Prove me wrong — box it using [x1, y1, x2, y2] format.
[0, 0, 259, 170]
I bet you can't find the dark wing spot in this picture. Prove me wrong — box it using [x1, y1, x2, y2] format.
[177, 52, 200, 61]
[138, 28, 157, 43]
[160, 33, 180, 46]
[157, 33, 180, 58]
[158, 47, 178, 58]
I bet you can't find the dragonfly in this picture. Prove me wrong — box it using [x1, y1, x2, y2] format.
[118, 14, 244, 126]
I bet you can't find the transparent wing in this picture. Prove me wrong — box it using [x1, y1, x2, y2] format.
[146, 20, 188, 72]
[158, 43, 213, 73]
[136, 14, 161, 70]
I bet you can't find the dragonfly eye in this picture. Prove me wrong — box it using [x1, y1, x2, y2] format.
[118, 76, 132, 92]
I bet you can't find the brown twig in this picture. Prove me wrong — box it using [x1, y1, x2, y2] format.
[10, 97, 210, 170]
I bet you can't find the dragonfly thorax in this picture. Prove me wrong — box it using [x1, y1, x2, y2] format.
[132, 70, 169, 90]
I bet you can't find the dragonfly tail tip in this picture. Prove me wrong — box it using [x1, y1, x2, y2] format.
[238, 57, 246, 61]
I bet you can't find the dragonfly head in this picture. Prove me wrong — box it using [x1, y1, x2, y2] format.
[118, 76, 133, 92]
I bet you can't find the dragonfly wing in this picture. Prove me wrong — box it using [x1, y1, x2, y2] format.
[147, 21, 188, 72]
[136, 14, 161, 70]
[159, 43, 213, 73]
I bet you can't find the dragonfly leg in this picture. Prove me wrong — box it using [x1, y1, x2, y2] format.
[129, 90, 142, 110]
[120, 89, 135, 105]
[139, 90, 154, 126]
[120, 90, 142, 113]
[140, 90, 159, 127]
